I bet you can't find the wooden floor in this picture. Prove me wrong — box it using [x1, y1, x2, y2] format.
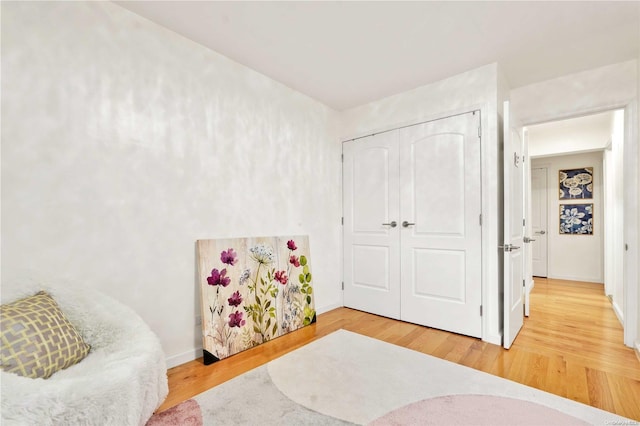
[161, 278, 640, 420]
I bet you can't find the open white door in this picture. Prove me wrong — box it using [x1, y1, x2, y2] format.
[503, 101, 525, 349]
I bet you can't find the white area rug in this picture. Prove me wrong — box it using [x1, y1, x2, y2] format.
[153, 330, 633, 425]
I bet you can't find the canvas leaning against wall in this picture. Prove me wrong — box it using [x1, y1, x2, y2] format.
[196, 235, 316, 364]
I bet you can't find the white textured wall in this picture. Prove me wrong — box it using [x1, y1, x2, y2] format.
[340, 64, 503, 345]
[511, 60, 637, 125]
[532, 153, 604, 283]
[1, 2, 342, 366]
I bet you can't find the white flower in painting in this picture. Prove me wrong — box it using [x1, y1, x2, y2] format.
[569, 187, 582, 197]
[559, 189, 565, 198]
[587, 183, 593, 193]
[580, 218, 593, 234]
[575, 172, 592, 185]
[560, 222, 573, 234]
[561, 207, 585, 225]
[249, 243, 274, 265]
[585, 205, 593, 215]
[559, 171, 568, 182]
[563, 177, 578, 188]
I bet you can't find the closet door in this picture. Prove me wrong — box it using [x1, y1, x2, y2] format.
[343, 132, 401, 319]
[399, 112, 482, 337]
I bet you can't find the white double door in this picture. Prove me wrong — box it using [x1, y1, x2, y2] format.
[343, 112, 483, 338]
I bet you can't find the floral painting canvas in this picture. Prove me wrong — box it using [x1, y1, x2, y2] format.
[196, 235, 316, 364]
[559, 204, 593, 235]
[559, 167, 593, 199]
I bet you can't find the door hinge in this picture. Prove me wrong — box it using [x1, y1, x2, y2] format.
[478, 125, 481, 138]
[341, 154, 344, 162]
[479, 214, 482, 226]
[342, 281, 344, 290]
[480, 305, 483, 316]
[523, 218, 526, 227]
[341, 217, 344, 225]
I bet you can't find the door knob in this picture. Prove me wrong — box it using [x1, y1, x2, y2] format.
[535, 230, 546, 235]
[523, 236, 536, 243]
[382, 221, 397, 228]
[402, 221, 415, 228]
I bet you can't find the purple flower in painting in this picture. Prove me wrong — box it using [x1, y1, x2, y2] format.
[289, 255, 300, 268]
[274, 270, 288, 285]
[207, 268, 231, 287]
[220, 248, 238, 266]
[227, 290, 243, 307]
[228, 311, 245, 328]
[287, 240, 297, 251]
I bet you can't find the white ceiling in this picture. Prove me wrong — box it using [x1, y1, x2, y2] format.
[115, 1, 639, 111]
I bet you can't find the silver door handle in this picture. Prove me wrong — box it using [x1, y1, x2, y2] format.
[523, 237, 536, 243]
[382, 221, 397, 228]
[535, 230, 546, 235]
[499, 244, 521, 252]
[402, 221, 415, 228]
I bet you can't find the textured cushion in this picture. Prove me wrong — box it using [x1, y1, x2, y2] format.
[1, 291, 90, 379]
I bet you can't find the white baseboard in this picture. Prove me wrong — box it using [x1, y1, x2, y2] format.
[635, 341, 640, 363]
[483, 333, 502, 346]
[611, 300, 624, 326]
[548, 274, 603, 283]
[166, 348, 202, 369]
[317, 302, 343, 315]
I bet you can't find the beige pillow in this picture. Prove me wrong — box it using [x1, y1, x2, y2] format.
[1, 291, 91, 379]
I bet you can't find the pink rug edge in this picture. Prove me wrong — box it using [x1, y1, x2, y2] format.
[146, 399, 203, 426]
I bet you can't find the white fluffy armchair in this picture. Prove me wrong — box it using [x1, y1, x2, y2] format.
[1, 283, 168, 425]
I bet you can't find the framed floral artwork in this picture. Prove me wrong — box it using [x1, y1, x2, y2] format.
[196, 235, 316, 364]
[559, 167, 593, 199]
[559, 204, 593, 235]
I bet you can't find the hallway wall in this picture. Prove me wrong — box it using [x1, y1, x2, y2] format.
[531, 152, 604, 283]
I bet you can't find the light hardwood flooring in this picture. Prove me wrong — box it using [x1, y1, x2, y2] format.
[161, 278, 640, 420]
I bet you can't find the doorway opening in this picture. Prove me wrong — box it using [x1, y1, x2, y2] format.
[526, 109, 625, 326]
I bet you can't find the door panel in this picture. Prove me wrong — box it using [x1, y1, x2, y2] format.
[531, 167, 548, 277]
[503, 101, 525, 349]
[343, 132, 400, 319]
[413, 249, 466, 301]
[399, 112, 482, 338]
[412, 133, 466, 235]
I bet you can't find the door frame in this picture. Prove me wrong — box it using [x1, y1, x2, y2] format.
[521, 102, 638, 348]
